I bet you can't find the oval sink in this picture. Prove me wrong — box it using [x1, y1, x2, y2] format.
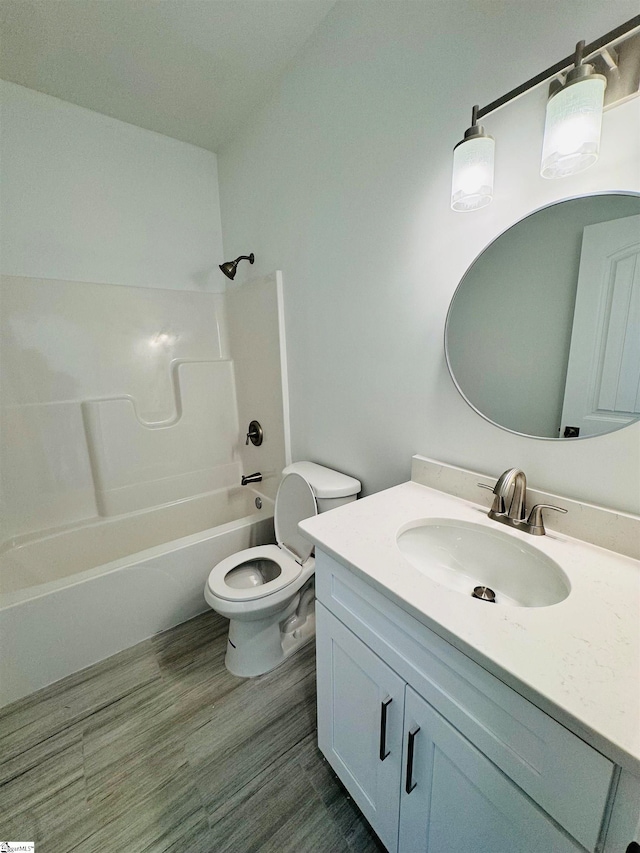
[396, 518, 570, 607]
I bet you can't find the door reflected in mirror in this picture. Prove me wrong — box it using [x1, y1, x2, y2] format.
[445, 193, 640, 439]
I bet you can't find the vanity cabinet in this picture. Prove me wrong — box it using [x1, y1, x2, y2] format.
[315, 550, 617, 853]
[399, 685, 585, 853]
[316, 605, 404, 850]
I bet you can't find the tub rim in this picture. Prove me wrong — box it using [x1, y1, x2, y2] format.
[0, 494, 274, 609]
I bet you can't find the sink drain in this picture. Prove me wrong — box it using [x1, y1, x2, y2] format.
[472, 585, 496, 603]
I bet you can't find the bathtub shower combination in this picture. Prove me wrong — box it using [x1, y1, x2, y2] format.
[0, 272, 288, 707]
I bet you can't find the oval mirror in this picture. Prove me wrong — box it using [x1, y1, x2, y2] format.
[445, 193, 640, 439]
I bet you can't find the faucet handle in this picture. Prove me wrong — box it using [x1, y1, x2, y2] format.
[478, 483, 505, 515]
[245, 420, 264, 446]
[526, 504, 568, 535]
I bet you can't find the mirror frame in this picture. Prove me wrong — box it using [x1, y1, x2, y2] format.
[444, 190, 640, 441]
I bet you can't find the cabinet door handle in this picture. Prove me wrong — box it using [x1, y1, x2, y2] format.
[379, 695, 393, 761]
[405, 725, 420, 794]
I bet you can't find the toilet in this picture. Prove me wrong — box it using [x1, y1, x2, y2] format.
[205, 461, 361, 677]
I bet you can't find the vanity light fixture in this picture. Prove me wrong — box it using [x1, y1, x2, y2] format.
[451, 15, 640, 210]
[451, 105, 495, 212]
[541, 40, 606, 179]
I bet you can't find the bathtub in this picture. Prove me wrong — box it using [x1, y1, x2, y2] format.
[0, 486, 274, 707]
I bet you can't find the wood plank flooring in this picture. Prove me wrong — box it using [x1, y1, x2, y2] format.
[0, 610, 385, 852]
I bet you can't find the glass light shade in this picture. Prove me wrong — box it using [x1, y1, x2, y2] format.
[451, 135, 495, 211]
[541, 75, 606, 179]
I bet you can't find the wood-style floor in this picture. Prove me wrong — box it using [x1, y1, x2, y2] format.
[0, 610, 385, 852]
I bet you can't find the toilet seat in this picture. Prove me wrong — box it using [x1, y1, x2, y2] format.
[207, 472, 319, 603]
[207, 544, 304, 602]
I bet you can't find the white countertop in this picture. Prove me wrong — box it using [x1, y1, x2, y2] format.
[300, 481, 640, 774]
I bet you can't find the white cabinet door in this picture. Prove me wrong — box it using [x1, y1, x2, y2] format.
[316, 603, 404, 852]
[399, 687, 584, 853]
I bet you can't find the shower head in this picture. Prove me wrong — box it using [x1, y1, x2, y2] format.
[219, 253, 255, 280]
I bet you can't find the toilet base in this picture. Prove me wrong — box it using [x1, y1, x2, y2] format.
[225, 600, 315, 678]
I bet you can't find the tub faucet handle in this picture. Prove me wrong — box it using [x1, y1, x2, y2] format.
[245, 420, 264, 446]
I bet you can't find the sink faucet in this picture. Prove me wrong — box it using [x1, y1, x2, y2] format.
[494, 467, 527, 521]
[478, 467, 567, 535]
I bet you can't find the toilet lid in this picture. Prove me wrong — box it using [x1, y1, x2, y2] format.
[275, 472, 317, 564]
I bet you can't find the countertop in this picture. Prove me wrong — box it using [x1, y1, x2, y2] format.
[300, 481, 640, 774]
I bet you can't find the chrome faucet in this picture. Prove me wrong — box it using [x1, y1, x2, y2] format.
[479, 468, 567, 535]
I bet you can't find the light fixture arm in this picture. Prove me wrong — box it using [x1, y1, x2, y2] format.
[474, 15, 639, 122]
[456, 104, 489, 146]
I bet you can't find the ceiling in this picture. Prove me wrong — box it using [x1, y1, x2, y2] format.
[0, 0, 337, 152]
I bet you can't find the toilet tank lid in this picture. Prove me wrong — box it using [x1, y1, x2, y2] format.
[283, 461, 361, 499]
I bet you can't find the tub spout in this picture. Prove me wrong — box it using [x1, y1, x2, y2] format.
[241, 472, 262, 486]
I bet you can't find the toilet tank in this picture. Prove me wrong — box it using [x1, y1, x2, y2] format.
[283, 462, 361, 513]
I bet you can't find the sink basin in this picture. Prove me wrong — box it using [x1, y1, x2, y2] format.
[396, 518, 570, 607]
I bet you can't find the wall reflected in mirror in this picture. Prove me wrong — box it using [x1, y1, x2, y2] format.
[445, 193, 640, 439]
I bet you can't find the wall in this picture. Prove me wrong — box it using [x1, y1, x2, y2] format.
[217, 1, 640, 513]
[0, 83, 233, 542]
[0, 81, 224, 290]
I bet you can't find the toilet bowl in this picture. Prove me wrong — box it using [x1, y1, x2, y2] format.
[205, 461, 360, 677]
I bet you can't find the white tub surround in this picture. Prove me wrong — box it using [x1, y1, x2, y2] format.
[227, 271, 292, 502]
[0, 276, 234, 539]
[300, 480, 640, 774]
